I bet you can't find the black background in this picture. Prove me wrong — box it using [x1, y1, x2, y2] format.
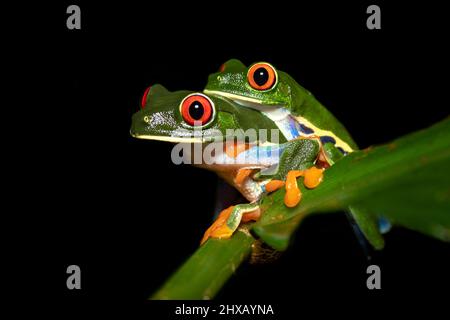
[18, 1, 449, 317]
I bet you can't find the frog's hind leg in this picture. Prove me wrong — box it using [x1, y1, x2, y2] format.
[201, 203, 260, 245]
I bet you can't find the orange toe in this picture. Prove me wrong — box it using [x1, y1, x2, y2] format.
[284, 170, 304, 207]
[285, 188, 302, 207]
[265, 180, 285, 193]
[304, 166, 324, 189]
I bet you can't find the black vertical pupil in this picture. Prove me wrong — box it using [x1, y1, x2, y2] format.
[189, 101, 204, 120]
[253, 67, 269, 86]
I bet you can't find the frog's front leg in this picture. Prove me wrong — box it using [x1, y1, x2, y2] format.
[284, 166, 324, 207]
[261, 138, 325, 207]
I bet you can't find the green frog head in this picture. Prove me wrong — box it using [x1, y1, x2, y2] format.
[204, 59, 309, 110]
[130, 84, 282, 144]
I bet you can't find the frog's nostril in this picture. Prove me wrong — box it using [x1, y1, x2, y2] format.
[141, 85, 152, 109]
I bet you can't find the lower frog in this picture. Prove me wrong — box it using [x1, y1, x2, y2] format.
[130, 86, 327, 245]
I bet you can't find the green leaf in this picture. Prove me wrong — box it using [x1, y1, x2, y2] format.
[152, 118, 450, 299]
[253, 118, 450, 250]
[151, 228, 254, 300]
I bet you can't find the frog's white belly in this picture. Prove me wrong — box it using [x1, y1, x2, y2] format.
[208, 144, 283, 167]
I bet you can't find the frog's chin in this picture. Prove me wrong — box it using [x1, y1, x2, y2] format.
[203, 89, 284, 112]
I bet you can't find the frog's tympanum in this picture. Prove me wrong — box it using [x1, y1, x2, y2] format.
[130, 60, 385, 249]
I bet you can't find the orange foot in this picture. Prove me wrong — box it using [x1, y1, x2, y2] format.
[200, 206, 234, 245]
[200, 205, 261, 245]
[284, 167, 324, 208]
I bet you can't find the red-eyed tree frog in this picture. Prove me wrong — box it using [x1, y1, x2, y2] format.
[130, 60, 386, 250]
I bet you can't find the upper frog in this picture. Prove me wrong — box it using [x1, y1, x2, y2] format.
[204, 59, 358, 152]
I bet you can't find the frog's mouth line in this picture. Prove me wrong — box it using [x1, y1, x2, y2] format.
[130, 132, 240, 144]
[130, 133, 205, 143]
[131, 132, 278, 147]
[203, 90, 284, 112]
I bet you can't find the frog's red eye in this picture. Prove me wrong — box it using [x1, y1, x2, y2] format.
[218, 63, 226, 72]
[180, 94, 214, 126]
[247, 63, 277, 91]
[141, 86, 151, 109]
